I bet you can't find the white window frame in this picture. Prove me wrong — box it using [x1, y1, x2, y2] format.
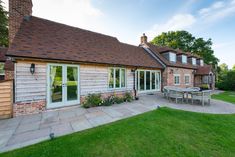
[169, 52, 176, 62]
[184, 74, 190, 85]
[0, 62, 5, 76]
[136, 70, 161, 93]
[182, 55, 187, 64]
[108, 67, 126, 89]
[192, 58, 197, 65]
[174, 74, 180, 85]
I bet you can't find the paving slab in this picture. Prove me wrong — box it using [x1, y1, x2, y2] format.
[15, 121, 40, 134]
[87, 114, 113, 127]
[51, 123, 73, 137]
[70, 116, 92, 132]
[20, 114, 42, 125]
[7, 128, 51, 146]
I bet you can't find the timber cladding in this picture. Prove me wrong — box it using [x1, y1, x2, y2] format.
[0, 80, 13, 119]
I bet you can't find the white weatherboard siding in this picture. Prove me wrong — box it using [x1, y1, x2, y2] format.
[80, 65, 134, 96]
[15, 62, 134, 102]
[15, 62, 47, 102]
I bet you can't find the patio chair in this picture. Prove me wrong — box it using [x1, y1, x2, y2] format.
[163, 86, 170, 99]
[191, 90, 211, 106]
[168, 90, 184, 104]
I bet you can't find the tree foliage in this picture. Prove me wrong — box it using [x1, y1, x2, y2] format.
[0, 0, 8, 47]
[151, 31, 219, 67]
[216, 63, 235, 91]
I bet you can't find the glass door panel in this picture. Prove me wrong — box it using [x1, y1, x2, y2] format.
[50, 65, 63, 103]
[146, 71, 151, 90]
[139, 71, 145, 91]
[151, 72, 156, 90]
[67, 66, 78, 101]
[156, 72, 160, 90]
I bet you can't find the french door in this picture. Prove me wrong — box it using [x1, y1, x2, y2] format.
[47, 64, 80, 108]
[136, 70, 161, 93]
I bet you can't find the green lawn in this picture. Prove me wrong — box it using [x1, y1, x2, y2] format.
[1, 108, 235, 157]
[212, 91, 235, 104]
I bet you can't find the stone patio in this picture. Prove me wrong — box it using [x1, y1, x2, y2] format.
[1, 92, 235, 153]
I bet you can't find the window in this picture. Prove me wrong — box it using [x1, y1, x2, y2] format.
[108, 68, 126, 89]
[137, 70, 161, 92]
[169, 52, 176, 62]
[184, 75, 190, 85]
[0, 63, 5, 76]
[182, 55, 187, 64]
[200, 59, 204, 66]
[192, 58, 196, 65]
[202, 76, 209, 84]
[174, 74, 180, 85]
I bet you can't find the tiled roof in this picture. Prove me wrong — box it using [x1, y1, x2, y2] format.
[195, 64, 213, 75]
[7, 16, 163, 69]
[146, 43, 198, 69]
[0, 47, 7, 62]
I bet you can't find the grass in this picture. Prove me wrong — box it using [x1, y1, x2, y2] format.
[1, 108, 235, 157]
[212, 91, 235, 104]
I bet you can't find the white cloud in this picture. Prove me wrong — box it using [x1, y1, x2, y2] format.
[199, 1, 225, 15]
[198, 0, 235, 22]
[145, 14, 196, 40]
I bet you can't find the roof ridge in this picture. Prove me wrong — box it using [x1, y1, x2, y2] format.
[148, 43, 202, 58]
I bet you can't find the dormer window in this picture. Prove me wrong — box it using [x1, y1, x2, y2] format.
[169, 52, 176, 62]
[182, 55, 187, 64]
[192, 58, 196, 65]
[200, 59, 204, 66]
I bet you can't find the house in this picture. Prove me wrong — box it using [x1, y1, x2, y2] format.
[195, 65, 215, 89]
[139, 33, 215, 89]
[5, 0, 164, 116]
[3, 0, 215, 117]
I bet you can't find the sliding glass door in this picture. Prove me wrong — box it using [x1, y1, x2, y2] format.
[47, 64, 80, 108]
[136, 70, 161, 93]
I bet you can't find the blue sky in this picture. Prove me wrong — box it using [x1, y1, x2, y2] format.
[3, 0, 235, 68]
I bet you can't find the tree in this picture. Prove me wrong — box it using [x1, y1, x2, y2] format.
[151, 31, 219, 67]
[0, 0, 8, 47]
[216, 63, 235, 91]
[232, 65, 235, 71]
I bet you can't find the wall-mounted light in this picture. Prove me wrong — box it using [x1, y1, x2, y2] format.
[192, 70, 196, 75]
[30, 63, 35, 75]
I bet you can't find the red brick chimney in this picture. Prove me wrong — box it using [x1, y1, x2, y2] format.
[9, 0, 33, 44]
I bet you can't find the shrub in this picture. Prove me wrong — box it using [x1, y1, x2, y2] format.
[82, 94, 103, 108]
[200, 84, 209, 90]
[82, 92, 135, 108]
[124, 92, 133, 102]
[103, 95, 115, 106]
[113, 96, 125, 104]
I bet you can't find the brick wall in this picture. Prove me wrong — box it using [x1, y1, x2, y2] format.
[9, 0, 32, 44]
[163, 67, 195, 88]
[14, 100, 46, 117]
